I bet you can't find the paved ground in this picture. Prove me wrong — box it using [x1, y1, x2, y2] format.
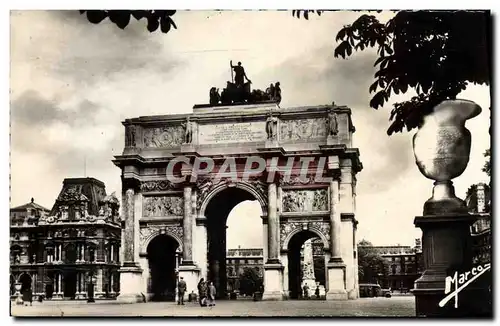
[11, 296, 415, 317]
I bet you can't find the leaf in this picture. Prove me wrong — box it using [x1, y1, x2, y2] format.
[369, 80, 378, 93]
[370, 90, 387, 109]
[160, 16, 171, 33]
[147, 16, 160, 32]
[86, 10, 107, 24]
[109, 11, 130, 29]
[169, 16, 177, 29]
[131, 10, 147, 20]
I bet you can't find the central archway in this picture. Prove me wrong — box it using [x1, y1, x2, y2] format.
[205, 186, 264, 299]
[147, 234, 180, 301]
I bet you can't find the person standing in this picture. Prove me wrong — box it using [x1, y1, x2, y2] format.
[208, 281, 216, 307]
[177, 277, 187, 305]
[197, 278, 208, 307]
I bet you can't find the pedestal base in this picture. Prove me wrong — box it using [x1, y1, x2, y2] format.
[326, 135, 339, 145]
[413, 213, 491, 317]
[178, 264, 200, 296]
[262, 263, 284, 300]
[265, 140, 279, 148]
[117, 264, 145, 304]
[326, 262, 347, 300]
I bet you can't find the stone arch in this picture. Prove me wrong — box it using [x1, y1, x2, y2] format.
[143, 228, 183, 254]
[282, 225, 330, 251]
[199, 181, 267, 217]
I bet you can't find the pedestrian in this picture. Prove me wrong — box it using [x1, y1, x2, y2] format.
[315, 286, 320, 299]
[197, 278, 207, 307]
[22, 287, 32, 306]
[177, 277, 186, 305]
[208, 281, 216, 307]
[303, 284, 309, 299]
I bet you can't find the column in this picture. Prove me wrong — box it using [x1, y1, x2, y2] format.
[123, 188, 136, 263]
[262, 181, 284, 300]
[326, 173, 348, 300]
[82, 245, 85, 262]
[117, 186, 144, 304]
[329, 178, 342, 262]
[110, 244, 114, 263]
[182, 186, 193, 264]
[178, 186, 200, 297]
[267, 183, 279, 263]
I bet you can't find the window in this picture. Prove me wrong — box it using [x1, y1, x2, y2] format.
[392, 265, 397, 275]
[89, 247, 96, 262]
[46, 246, 55, 263]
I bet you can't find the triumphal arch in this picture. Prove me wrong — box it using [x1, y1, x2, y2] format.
[113, 97, 362, 303]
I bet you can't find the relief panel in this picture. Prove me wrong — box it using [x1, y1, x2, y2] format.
[281, 189, 328, 212]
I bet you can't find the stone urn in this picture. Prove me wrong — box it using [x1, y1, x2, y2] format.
[412, 99, 482, 215]
[14, 282, 23, 305]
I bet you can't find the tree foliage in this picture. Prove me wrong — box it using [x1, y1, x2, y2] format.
[238, 267, 263, 296]
[482, 149, 491, 177]
[357, 240, 389, 284]
[295, 10, 491, 135]
[79, 10, 177, 33]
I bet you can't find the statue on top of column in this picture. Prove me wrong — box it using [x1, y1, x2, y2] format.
[327, 106, 339, 136]
[182, 117, 193, 144]
[266, 111, 278, 140]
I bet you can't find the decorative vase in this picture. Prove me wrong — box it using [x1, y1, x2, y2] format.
[412, 99, 482, 215]
[14, 282, 23, 305]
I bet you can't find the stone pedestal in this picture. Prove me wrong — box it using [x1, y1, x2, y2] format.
[326, 262, 347, 300]
[326, 135, 339, 145]
[178, 264, 200, 295]
[262, 263, 284, 300]
[265, 140, 279, 148]
[413, 214, 490, 317]
[117, 263, 144, 303]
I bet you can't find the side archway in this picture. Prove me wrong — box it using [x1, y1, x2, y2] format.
[146, 234, 182, 301]
[281, 224, 330, 252]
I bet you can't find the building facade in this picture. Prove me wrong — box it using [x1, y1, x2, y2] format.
[226, 247, 264, 294]
[467, 183, 491, 264]
[10, 178, 122, 300]
[358, 243, 423, 291]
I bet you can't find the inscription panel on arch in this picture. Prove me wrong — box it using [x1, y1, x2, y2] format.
[198, 121, 266, 145]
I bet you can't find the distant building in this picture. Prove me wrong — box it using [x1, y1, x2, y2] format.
[226, 247, 264, 293]
[358, 242, 423, 291]
[10, 178, 121, 300]
[226, 238, 327, 296]
[467, 183, 491, 265]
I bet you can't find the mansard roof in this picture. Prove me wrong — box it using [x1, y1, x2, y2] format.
[50, 177, 107, 216]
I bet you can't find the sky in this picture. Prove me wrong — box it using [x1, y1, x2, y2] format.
[10, 10, 491, 247]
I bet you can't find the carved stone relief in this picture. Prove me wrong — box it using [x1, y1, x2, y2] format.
[139, 225, 183, 252]
[143, 196, 184, 217]
[141, 180, 178, 192]
[281, 189, 328, 212]
[280, 221, 330, 249]
[280, 118, 327, 141]
[143, 126, 184, 148]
